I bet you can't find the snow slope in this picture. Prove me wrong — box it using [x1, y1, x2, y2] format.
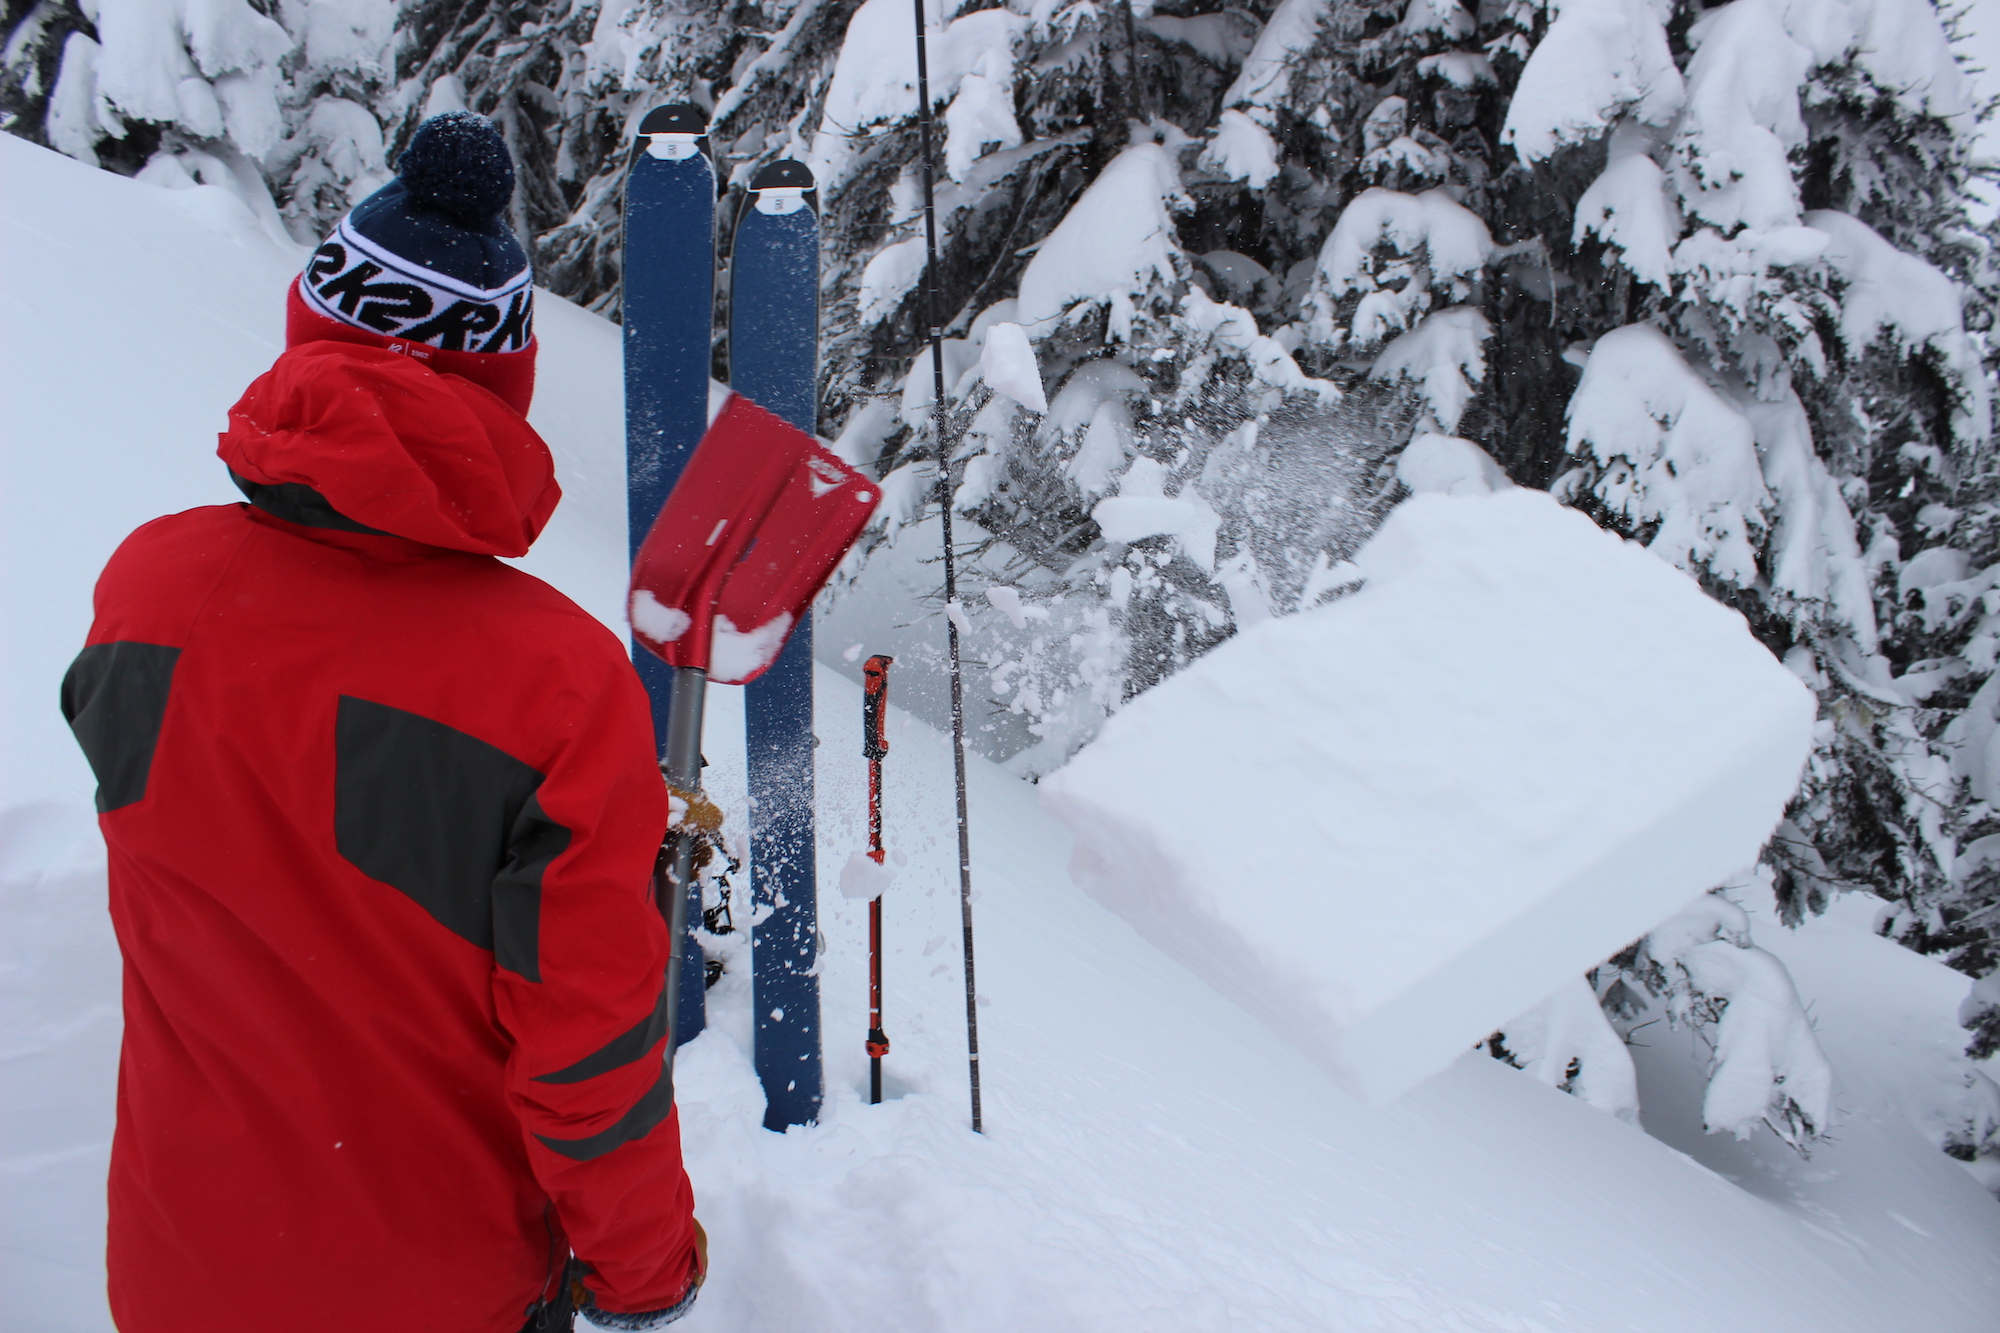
[5, 135, 1999, 1332]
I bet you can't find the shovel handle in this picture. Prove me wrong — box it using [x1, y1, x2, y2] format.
[659, 666, 709, 1068]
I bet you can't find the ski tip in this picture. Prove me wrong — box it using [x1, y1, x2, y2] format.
[750, 160, 816, 192]
[639, 104, 709, 138]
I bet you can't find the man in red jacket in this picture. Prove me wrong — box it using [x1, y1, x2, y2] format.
[61, 113, 704, 1332]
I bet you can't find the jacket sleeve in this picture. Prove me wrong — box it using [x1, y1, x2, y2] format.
[491, 644, 699, 1315]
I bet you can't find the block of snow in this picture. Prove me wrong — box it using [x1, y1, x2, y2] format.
[837, 850, 896, 901]
[1091, 494, 1221, 572]
[1041, 488, 1816, 1103]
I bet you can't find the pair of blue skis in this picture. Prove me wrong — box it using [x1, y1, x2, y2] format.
[623, 104, 822, 1131]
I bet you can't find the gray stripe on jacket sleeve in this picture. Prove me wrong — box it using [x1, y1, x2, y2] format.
[533, 1060, 676, 1162]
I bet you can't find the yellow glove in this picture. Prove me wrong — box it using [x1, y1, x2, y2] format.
[667, 785, 724, 836]
[666, 786, 723, 880]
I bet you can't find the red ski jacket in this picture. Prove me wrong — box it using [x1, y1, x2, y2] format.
[63, 342, 700, 1331]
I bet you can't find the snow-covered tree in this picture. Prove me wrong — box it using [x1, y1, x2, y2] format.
[1596, 881, 1836, 1149]
[2, 0, 394, 241]
[1485, 975, 1642, 1125]
[804, 0, 2000, 1110]
[1499, 1, 2000, 1028]
[9, 0, 2000, 1130]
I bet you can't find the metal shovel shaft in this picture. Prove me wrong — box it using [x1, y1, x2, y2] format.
[660, 666, 708, 1067]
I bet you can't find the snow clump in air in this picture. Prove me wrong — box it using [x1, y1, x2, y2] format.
[837, 851, 896, 901]
[1042, 486, 1817, 1104]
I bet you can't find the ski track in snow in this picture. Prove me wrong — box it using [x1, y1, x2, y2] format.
[5, 133, 2000, 1332]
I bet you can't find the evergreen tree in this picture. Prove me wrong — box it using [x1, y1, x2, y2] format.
[9, 0, 2000, 1092]
[1, 0, 394, 241]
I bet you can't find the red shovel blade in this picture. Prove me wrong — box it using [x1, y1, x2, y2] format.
[630, 393, 882, 684]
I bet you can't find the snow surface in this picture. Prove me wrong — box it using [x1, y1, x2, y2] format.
[1042, 487, 1816, 1103]
[7, 133, 2000, 1333]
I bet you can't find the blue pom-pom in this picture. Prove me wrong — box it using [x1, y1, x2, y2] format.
[397, 112, 516, 225]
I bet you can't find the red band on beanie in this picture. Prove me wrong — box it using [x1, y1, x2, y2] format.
[285, 279, 538, 416]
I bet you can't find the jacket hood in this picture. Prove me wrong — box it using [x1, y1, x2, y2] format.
[218, 341, 560, 557]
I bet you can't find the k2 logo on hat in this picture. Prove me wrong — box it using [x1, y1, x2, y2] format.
[303, 220, 534, 355]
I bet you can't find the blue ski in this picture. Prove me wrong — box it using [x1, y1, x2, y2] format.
[624, 104, 715, 1048]
[729, 160, 824, 1129]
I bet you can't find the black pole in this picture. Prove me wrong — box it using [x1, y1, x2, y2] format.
[911, 0, 983, 1135]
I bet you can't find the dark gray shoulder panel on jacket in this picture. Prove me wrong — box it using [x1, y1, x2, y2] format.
[61, 641, 182, 813]
[334, 696, 568, 980]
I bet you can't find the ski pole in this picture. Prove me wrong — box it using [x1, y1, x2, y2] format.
[910, 0, 983, 1135]
[862, 655, 894, 1103]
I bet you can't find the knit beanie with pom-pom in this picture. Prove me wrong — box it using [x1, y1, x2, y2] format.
[289, 112, 538, 414]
